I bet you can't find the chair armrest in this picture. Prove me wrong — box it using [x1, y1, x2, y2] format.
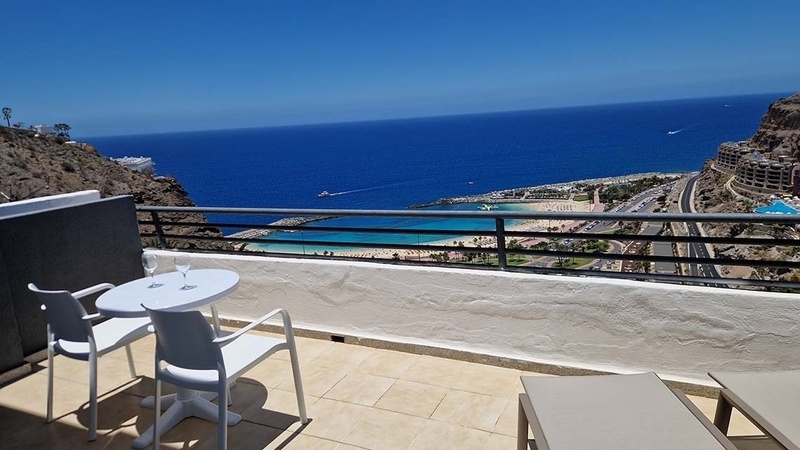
[73, 283, 115, 299]
[213, 308, 286, 346]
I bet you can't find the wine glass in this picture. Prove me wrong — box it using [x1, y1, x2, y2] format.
[141, 253, 162, 288]
[174, 255, 196, 290]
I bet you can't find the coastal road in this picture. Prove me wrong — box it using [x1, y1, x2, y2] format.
[680, 176, 724, 285]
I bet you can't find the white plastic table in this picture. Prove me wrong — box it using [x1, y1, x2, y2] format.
[96, 269, 240, 449]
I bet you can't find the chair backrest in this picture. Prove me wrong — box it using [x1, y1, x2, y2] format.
[144, 307, 223, 371]
[28, 283, 93, 343]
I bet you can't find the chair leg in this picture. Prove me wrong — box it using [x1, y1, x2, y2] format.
[88, 351, 98, 441]
[153, 377, 161, 450]
[218, 383, 228, 450]
[287, 337, 308, 424]
[46, 338, 54, 423]
[124, 344, 137, 378]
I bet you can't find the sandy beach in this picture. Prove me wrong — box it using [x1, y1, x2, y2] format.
[336, 198, 595, 260]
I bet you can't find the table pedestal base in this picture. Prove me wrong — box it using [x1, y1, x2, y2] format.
[132, 386, 240, 449]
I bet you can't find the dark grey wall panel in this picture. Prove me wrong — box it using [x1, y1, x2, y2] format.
[0, 246, 25, 374]
[0, 195, 143, 358]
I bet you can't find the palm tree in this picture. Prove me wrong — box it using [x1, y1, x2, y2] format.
[2, 107, 11, 127]
[54, 123, 72, 139]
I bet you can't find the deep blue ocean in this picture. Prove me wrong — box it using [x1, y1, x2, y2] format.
[87, 93, 787, 250]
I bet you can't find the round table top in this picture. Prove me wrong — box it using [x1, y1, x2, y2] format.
[96, 269, 240, 318]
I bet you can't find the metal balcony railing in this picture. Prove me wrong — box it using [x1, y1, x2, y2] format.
[137, 206, 800, 290]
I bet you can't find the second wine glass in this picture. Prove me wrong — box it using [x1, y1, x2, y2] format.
[141, 253, 162, 288]
[174, 255, 196, 290]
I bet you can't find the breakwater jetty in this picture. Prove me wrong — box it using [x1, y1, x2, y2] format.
[410, 171, 692, 208]
[227, 215, 336, 239]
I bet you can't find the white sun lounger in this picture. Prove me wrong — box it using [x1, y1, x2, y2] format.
[710, 370, 800, 450]
[517, 372, 737, 450]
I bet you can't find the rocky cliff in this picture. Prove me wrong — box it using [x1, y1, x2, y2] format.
[0, 126, 229, 250]
[748, 92, 800, 157]
[693, 92, 800, 283]
[696, 92, 800, 214]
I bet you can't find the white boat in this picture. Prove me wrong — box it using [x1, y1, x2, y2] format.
[317, 191, 330, 198]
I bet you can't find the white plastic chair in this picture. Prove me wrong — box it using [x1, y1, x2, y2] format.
[28, 283, 151, 441]
[145, 306, 308, 450]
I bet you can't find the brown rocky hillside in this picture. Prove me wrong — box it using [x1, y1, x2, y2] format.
[748, 92, 800, 158]
[0, 126, 229, 250]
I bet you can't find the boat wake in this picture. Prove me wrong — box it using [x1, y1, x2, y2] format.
[667, 123, 700, 136]
[325, 180, 429, 197]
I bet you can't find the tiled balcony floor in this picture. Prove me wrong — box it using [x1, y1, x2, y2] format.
[0, 330, 763, 449]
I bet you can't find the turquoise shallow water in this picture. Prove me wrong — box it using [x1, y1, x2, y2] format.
[255, 203, 535, 254]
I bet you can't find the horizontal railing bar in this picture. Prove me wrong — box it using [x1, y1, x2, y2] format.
[137, 205, 800, 224]
[503, 230, 798, 246]
[139, 220, 797, 247]
[149, 232, 799, 269]
[139, 221, 499, 237]
[146, 233, 501, 253]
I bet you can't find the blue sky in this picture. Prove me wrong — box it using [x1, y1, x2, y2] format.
[2, 1, 799, 136]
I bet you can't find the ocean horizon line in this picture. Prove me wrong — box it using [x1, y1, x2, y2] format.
[80, 91, 792, 140]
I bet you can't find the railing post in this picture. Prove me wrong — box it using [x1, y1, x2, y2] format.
[150, 211, 168, 249]
[496, 217, 507, 270]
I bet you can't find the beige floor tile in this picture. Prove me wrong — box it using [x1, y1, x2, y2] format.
[455, 364, 521, 397]
[187, 420, 285, 450]
[264, 429, 342, 450]
[485, 432, 516, 449]
[324, 373, 396, 406]
[408, 420, 491, 450]
[335, 444, 369, 450]
[356, 348, 418, 379]
[302, 398, 371, 441]
[238, 385, 318, 429]
[430, 390, 507, 432]
[273, 337, 336, 366]
[0, 372, 92, 418]
[104, 337, 156, 365]
[492, 395, 519, 437]
[401, 356, 471, 389]
[37, 351, 151, 392]
[1, 381, 148, 449]
[342, 408, 427, 449]
[374, 380, 448, 418]
[688, 394, 763, 436]
[277, 364, 347, 397]
[238, 357, 295, 389]
[119, 375, 177, 399]
[115, 333, 157, 363]
[305, 343, 376, 370]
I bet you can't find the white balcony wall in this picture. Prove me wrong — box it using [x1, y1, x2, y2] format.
[164, 251, 800, 385]
[0, 190, 100, 218]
